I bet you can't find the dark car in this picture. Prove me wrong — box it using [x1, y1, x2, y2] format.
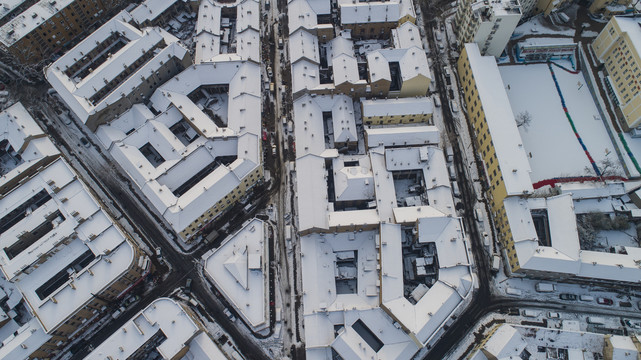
[559, 293, 577, 301]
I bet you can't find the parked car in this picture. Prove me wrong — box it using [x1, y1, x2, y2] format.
[597, 297, 613, 305]
[184, 278, 192, 294]
[559, 293, 577, 301]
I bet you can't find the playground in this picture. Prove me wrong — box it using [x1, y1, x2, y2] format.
[499, 61, 624, 183]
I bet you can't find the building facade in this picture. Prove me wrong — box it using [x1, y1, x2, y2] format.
[592, 16, 641, 130]
[455, 0, 522, 57]
[0, 0, 127, 64]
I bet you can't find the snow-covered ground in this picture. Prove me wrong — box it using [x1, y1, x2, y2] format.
[500, 62, 623, 182]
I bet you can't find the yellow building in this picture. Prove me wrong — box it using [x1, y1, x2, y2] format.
[457, 43, 533, 270]
[0, 0, 127, 64]
[592, 16, 641, 130]
[536, 0, 572, 15]
[603, 334, 641, 359]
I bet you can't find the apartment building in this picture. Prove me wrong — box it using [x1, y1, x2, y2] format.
[455, 0, 522, 57]
[459, 43, 641, 285]
[130, 0, 186, 28]
[86, 298, 226, 360]
[337, 0, 416, 39]
[361, 97, 433, 125]
[0, 102, 59, 195]
[45, 12, 192, 130]
[0, 0, 127, 64]
[458, 42, 534, 268]
[592, 16, 641, 130]
[96, 61, 263, 242]
[367, 47, 432, 97]
[0, 103, 149, 358]
[288, 0, 333, 41]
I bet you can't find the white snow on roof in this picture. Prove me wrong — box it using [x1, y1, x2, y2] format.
[367, 47, 431, 85]
[0, 0, 74, 46]
[463, 43, 533, 195]
[99, 61, 261, 236]
[130, 0, 180, 25]
[332, 54, 361, 87]
[505, 191, 641, 282]
[332, 156, 374, 202]
[0, 158, 139, 332]
[288, 0, 331, 34]
[182, 332, 227, 360]
[296, 155, 331, 232]
[365, 125, 439, 148]
[0, 102, 59, 192]
[292, 59, 322, 95]
[0, 0, 31, 23]
[362, 97, 433, 118]
[613, 17, 641, 55]
[300, 231, 380, 314]
[392, 21, 423, 49]
[86, 298, 200, 360]
[45, 14, 189, 125]
[0, 317, 50, 360]
[331, 309, 419, 360]
[337, 0, 400, 25]
[379, 216, 473, 345]
[290, 29, 320, 64]
[203, 218, 268, 330]
[481, 324, 526, 358]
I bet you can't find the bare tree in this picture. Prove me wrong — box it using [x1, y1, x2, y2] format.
[515, 110, 532, 128]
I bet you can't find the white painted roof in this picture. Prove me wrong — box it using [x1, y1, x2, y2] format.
[365, 125, 439, 148]
[464, 43, 533, 196]
[362, 97, 433, 118]
[203, 218, 267, 330]
[86, 298, 200, 360]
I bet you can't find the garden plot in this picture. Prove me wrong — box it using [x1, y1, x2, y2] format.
[500, 62, 623, 183]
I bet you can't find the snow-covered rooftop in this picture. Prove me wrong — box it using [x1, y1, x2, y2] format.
[505, 189, 641, 282]
[203, 218, 268, 331]
[0, 318, 50, 360]
[337, 0, 400, 25]
[288, 0, 332, 34]
[0, 158, 142, 332]
[362, 97, 433, 118]
[379, 216, 473, 345]
[0, 0, 73, 46]
[85, 298, 202, 360]
[96, 61, 262, 238]
[392, 22, 423, 49]
[45, 13, 190, 127]
[194, 0, 260, 63]
[0, 102, 59, 194]
[463, 43, 533, 195]
[130, 0, 180, 25]
[367, 47, 431, 86]
[365, 125, 439, 148]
